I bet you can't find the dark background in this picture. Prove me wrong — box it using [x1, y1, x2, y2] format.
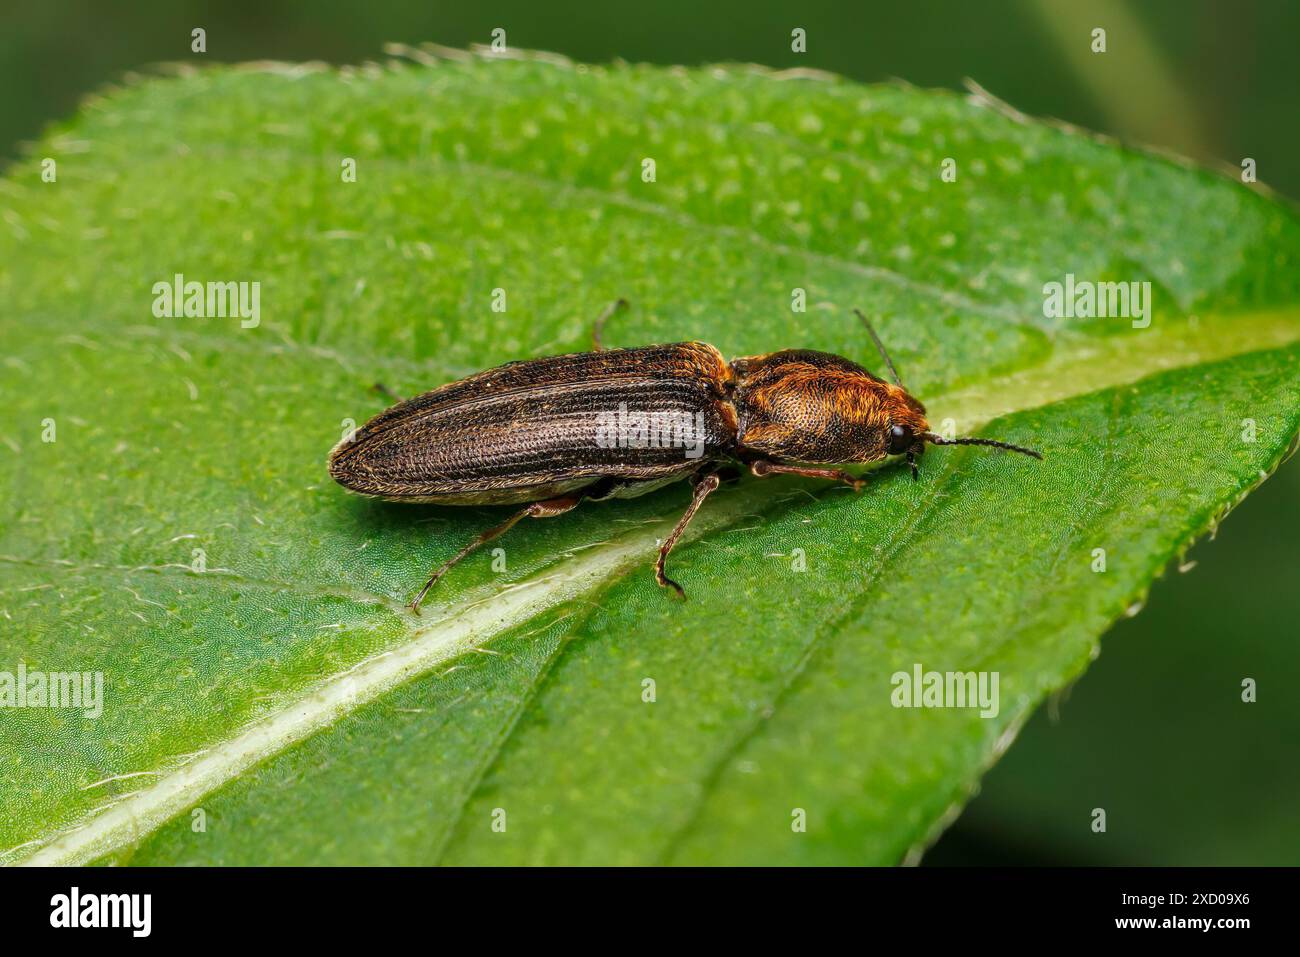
[4, 0, 1296, 864]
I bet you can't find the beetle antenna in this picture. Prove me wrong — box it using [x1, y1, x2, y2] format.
[853, 309, 905, 389]
[923, 433, 1043, 460]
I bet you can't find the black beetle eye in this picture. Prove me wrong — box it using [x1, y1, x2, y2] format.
[888, 423, 913, 455]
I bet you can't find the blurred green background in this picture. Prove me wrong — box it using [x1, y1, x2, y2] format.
[3, 0, 1296, 865]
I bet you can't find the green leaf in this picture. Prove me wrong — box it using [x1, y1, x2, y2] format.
[2, 51, 1297, 866]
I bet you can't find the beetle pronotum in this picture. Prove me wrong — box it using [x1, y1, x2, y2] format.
[329, 302, 1041, 612]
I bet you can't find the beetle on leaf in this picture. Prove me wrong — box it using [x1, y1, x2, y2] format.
[329, 302, 1041, 613]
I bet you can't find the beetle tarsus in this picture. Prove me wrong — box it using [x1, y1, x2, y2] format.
[371, 382, 403, 404]
[655, 568, 687, 600]
[653, 471, 721, 601]
[408, 495, 583, 614]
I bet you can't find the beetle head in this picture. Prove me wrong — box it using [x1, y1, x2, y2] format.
[731, 311, 1042, 479]
[850, 310, 1042, 477]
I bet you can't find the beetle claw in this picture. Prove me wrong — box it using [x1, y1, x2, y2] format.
[657, 571, 687, 600]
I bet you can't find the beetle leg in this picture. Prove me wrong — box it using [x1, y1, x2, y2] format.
[371, 382, 403, 404]
[409, 495, 582, 614]
[655, 472, 722, 599]
[591, 297, 629, 351]
[749, 460, 867, 493]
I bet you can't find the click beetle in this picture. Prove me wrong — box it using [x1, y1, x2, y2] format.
[328, 302, 1041, 612]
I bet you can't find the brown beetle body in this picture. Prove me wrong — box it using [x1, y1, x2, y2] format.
[329, 306, 1040, 612]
